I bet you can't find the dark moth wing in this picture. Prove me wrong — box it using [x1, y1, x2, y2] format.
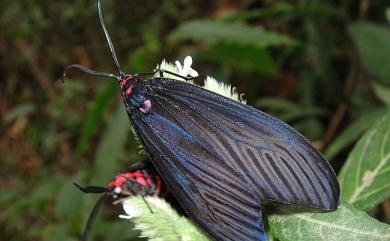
[128, 78, 340, 241]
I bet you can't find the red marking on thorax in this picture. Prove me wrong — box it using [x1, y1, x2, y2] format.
[108, 171, 151, 189]
[132, 170, 144, 178]
[125, 86, 133, 95]
[139, 99, 152, 113]
[135, 176, 148, 186]
[108, 175, 127, 188]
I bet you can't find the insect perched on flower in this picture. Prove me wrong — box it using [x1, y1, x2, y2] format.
[74, 161, 167, 241]
[64, 1, 340, 240]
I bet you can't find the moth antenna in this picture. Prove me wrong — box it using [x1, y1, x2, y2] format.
[73, 182, 108, 194]
[142, 196, 154, 214]
[81, 194, 106, 241]
[62, 64, 120, 83]
[97, 0, 123, 77]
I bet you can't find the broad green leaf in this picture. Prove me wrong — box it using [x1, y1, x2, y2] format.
[338, 112, 390, 211]
[293, 118, 324, 141]
[324, 109, 387, 160]
[256, 97, 328, 122]
[349, 23, 390, 84]
[90, 106, 130, 184]
[269, 203, 390, 241]
[198, 43, 278, 77]
[76, 82, 116, 155]
[225, 2, 336, 20]
[256, 97, 327, 139]
[169, 20, 296, 48]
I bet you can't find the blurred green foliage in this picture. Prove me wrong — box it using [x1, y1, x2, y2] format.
[1, 0, 389, 241]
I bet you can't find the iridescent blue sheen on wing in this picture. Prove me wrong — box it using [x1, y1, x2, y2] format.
[126, 77, 340, 241]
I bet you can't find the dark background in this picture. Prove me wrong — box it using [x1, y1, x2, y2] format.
[1, 0, 389, 240]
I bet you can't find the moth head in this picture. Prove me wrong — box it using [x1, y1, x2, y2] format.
[119, 74, 137, 95]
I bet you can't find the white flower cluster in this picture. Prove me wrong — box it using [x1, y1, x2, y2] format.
[156, 56, 198, 83]
[155, 56, 245, 103]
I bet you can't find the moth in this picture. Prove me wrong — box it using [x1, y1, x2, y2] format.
[64, 1, 340, 240]
[75, 161, 167, 241]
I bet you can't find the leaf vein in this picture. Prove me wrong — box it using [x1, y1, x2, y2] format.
[293, 213, 390, 238]
[349, 130, 377, 203]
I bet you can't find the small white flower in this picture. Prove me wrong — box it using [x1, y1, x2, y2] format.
[157, 60, 177, 76]
[204, 76, 245, 103]
[119, 198, 143, 220]
[175, 56, 199, 77]
[118, 214, 133, 220]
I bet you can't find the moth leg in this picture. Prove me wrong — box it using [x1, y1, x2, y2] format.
[142, 195, 154, 214]
[136, 68, 200, 81]
[157, 69, 195, 81]
[136, 67, 161, 77]
[126, 161, 148, 172]
[159, 69, 206, 83]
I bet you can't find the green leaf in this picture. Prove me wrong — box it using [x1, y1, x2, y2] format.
[169, 20, 296, 48]
[256, 97, 328, 122]
[371, 82, 390, 107]
[269, 203, 390, 241]
[198, 43, 278, 77]
[224, 2, 337, 20]
[76, 82, 116, 155]
[255, 97, 327, 139]
[121, 197, 211, 241]
[324, 109, 387, 160]
[90, 106, 130, 184]
[338, 112, 390, 211]
[0, 176, 65, 224]
[40, 223, 77, 241]
[93, 221, 139, 241]
[54, 171, 85, 219]
[349, 23, 390, 84]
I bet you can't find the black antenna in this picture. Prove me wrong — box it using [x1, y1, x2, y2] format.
[74, 182, 108, 194]
[62, 1, 123, 82]
[97, 0, 123, 76]
[62, 64, 119, 83]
